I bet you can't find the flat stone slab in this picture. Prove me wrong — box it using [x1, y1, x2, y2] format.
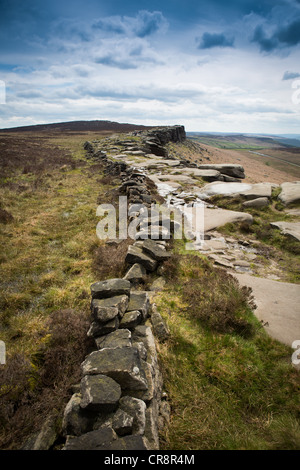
[234, 273, 300, 347]
[81, 347, 148, 391]
[95, 329, 132, 350]
[197, 164, 245, 179]
[87, 317, 119, 338]
[184, 206, 253, 233]
[105, 435, 150, 450]
[91, 279, 130, 300]
[141, 239, 171, 262]
[200, 181, 275, 199]
[278, 181, 300, 206]
[80, 374, 121, 411]
[270, 221, 300, 242]
[177, 168, 221, 180]
[119, 310, 142, 329]
[157, 174, 196, 184]
[63, 428, 117, 450]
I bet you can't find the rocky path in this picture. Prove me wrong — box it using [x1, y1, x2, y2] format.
[93, 131, 300, 352]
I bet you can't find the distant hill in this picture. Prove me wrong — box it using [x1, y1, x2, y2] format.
[187, 132, 300, 149]
[0, 120, 151, 133]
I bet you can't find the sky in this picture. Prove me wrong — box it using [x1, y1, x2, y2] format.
[0, 0, 300, 133]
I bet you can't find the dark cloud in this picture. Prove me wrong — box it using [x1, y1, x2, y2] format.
[197, 32, 234, 49]
[92, 10, 167, 38]
[133, 10, 167, 38]
[251, 25, 278, 52]
[252, 18, 300, 52]
[282, 71, 300, 80]
[275, 18, 300, 46]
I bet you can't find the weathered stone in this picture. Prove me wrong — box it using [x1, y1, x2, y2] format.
[127, 291, 150, 320]
[87, 317, 119, 338]
[119, 396, 146, 435]
[149, 277, 166, 292]
[270, 221, 300, 242]
[278, 181, 300, 206]
[242, 197, 270, 208]
[208, 254, 234, 268]
[63, 427, 117, 450]
[197, 164, 245, 179]
[95, 329, 132, 350]
[123, 263, 146, 284]
[132, 341, 147, 361]
[91, 278, 130, 299]
[81, 347, 148, 391]
[104, 435, 151, 450]
[141, 239, 171, 262]
[151, 306, 170, 342]
[144, 402, 160, 450]
[119, 310, 142, 329]
[22, 413, 59, 450]
[80, 375, 121, 412]
[125, 245, 158, 271]
[112, 409, 133, 436]
[62, 393, 94, 437]
[91, 295, 129, 322]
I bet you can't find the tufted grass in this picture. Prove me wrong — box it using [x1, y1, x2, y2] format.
[156, 248, 300, 450]
[0, 131, 120, 448]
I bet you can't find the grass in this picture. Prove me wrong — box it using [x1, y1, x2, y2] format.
[0, 131, 122, 448]
[208, 195, 300, 282]
[156, 248, 300, 450]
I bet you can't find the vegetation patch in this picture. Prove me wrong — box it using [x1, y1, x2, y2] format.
[156, 250, 300, 450]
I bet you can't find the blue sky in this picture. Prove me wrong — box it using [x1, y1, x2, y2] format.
[0, 0, 300, 132]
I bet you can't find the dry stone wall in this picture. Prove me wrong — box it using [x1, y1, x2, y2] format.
[61, 127, 181, 450]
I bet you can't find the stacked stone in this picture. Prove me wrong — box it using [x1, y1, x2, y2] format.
[62, 278, 170, 450]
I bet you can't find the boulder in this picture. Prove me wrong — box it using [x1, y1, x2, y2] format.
[197, 164, 245, 179]
[90, 279, 130, 300]
[81, 347, 148, 391]
[242, 197, 270, 208]
[270, 221, 300, 242]
[80, 375, 121, 412]
[278, 181, 300, 206]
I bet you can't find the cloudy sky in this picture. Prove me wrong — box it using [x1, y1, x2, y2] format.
[0, 0, 300, 133]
